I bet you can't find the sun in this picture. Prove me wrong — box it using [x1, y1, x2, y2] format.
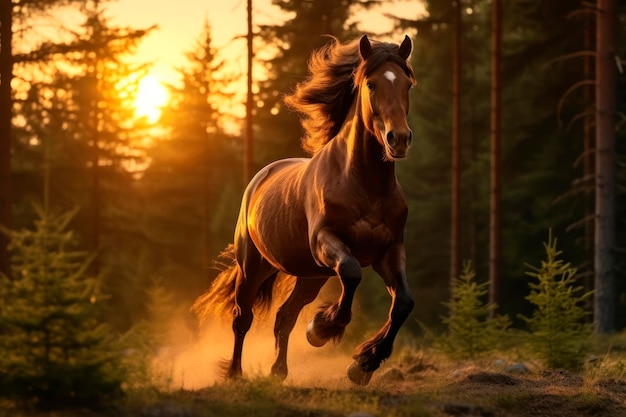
[134, 75, 169, 123]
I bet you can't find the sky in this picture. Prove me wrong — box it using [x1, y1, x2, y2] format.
[105, 0, 427, 86]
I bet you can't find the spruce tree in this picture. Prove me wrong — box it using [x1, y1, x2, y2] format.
[439, 261, 510, 358]
[0, 206, 123, 406]
[520, 231, 593, 369]
[141, 19, 241, 303]
[12, 3, 155, 331]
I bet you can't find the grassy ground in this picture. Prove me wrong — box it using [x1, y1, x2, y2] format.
[148, 353, 626, 417]
[128, 351, 626, 417]
[4, 345, 625, 417]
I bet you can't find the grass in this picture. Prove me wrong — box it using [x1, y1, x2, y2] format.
[3, 334, 626, 417]
[123, 377, 422, 417]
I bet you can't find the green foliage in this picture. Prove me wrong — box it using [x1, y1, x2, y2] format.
[519, 230, 593, 369]
[438, 261, 511, 358]
[0, 206, 123, 406]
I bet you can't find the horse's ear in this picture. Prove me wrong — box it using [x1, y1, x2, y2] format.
[359, 35, 372, 60]
[398, 35, 412, 60]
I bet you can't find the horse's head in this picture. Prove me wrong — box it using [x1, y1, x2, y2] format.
[356, 35, 415, 161]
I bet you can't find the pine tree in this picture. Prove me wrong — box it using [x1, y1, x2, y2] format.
[439, 261, 510, 358]
[520, 230, 593, 369]
[1, 0, 88, 277]
[0, 206, 123, 406]
[11, 3, 155, 331]
[140, 20, 242, 303]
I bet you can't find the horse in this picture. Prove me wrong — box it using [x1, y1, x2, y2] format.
[193, 34, 416, 386]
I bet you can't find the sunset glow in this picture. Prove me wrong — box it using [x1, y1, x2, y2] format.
[134, 75, 169, 123]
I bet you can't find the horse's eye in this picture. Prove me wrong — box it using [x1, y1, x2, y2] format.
[366, 81, 375, 91]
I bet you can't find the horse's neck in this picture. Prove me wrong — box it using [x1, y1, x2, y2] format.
[339, 101, 396, 187]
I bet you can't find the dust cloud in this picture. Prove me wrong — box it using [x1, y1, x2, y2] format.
[152, 281, 363, 390]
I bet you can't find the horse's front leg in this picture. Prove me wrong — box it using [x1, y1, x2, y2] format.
[348, 242, 414, 385]
[270, 276, 328, 380]
[306, 227, 362, 347]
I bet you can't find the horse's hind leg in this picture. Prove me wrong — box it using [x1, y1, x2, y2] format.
[270, 277, 328, 380]
[225, 253, 278, 379]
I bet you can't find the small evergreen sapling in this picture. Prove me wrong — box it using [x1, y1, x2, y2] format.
[520, 231, 593, 370]
[0, 207, 123, 405]
[439, 261, 510, 358]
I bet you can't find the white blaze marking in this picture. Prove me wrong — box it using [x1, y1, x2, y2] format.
[384, 70, 396, 84]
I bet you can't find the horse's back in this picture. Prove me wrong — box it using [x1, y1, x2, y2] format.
[247, 158, 308, 189]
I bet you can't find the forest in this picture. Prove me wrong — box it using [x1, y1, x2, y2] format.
[0, 0, 625, 411]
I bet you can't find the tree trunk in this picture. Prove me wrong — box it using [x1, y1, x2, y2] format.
[91, 73, 101, 277]
[583, 12, 594, 312]
[244, 0, 254, 183]
[202, 127, 211, 269]
[594, 0, 616, 334]
[489, 0, 502, 311]
[450, 0, 462, 288]
[0, 0, 13, 277]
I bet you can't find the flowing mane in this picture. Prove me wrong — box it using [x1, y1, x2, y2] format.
[284, 36, 415, 155]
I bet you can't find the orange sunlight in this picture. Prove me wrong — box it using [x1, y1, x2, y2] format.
[134, 75, 169, 123]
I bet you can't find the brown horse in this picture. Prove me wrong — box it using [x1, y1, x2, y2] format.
[193, 34, 416, 385]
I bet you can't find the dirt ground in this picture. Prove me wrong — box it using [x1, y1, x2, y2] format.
[129, 358, 626, 417]
[133, 318, 626, 417]
[4, 361, 626, 417]
[367, 361, 626, 417]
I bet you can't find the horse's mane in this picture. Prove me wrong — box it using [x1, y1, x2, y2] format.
[284, 36, 415, 155]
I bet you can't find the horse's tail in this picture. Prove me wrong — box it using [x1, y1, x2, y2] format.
[192, 244, 239, 323]
[192, 244, 291, 323]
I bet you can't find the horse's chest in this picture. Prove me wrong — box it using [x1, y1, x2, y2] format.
[348, 218, 394, 247]
[337, 216, 394, 266]
[325, 190, 403, 237]
[331, 200, 401, 262]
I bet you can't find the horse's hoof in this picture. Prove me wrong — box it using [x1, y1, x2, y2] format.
[347, 360, 373, 385]
[306, 319, 327, 347]
[270, 363, 288, 381]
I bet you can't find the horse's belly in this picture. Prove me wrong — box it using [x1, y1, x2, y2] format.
[249, 213, 328, 277]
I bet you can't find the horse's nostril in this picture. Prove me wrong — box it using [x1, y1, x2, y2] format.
[407, 131, 413, 146]
[386, 131, 396, 146]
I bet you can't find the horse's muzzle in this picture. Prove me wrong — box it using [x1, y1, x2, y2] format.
[385, 129, 412, 159]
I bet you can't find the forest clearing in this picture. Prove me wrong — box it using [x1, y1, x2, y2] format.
[1, 0, 625, 415]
